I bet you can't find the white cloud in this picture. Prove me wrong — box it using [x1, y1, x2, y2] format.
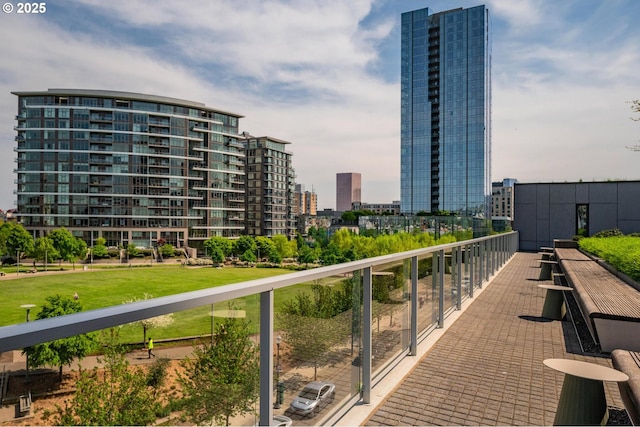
[1, 0, 639, 213]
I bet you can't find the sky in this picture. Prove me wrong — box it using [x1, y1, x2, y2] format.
[1, 0, 639, 211]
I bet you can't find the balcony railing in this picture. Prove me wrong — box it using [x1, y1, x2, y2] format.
[0, 231, 518, 426]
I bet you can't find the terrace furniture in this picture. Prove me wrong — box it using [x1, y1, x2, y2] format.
[538, 284, 572, 320]
[538, 260, 558, 281]
[611, 350, 640, 425]
[544, 358, 628, 426]
[555, 248, 640, 352]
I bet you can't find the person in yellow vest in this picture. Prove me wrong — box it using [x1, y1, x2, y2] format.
[147, 337, 155, 358]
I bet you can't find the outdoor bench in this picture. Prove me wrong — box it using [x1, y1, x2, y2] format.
[611, 349, 640, 425]
[555, 248, 640, 353]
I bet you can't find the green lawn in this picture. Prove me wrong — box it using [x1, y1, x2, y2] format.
[0, 264, 315, 345]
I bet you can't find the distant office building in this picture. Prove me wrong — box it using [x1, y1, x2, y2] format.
[245, 136, 296, 238]
[336, 172, 361, 211]
[12, 89, 247, 250]
[492, 178, 517, 221]
[294, 184, 317, 216]
[400, 5, 491, 218]
[352, 201, 401, 215]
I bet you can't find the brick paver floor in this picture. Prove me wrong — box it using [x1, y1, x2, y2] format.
[364, 252, 625, 426]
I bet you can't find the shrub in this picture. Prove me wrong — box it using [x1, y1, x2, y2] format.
[579, 235, 640, 282]
[592, 228, 624, 238]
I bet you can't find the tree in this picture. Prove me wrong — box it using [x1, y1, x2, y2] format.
[48, 328, 167, 426]
[204, 236, 233, 262]
[240, 249, 257, 264]
[341, 211, 357, 222]
[179, 309, 259, 426]
[49, 228, 87, 269]
[2, 222, 34, 257]
[159, 243, 175, 257]
[124, 294, 174, 344]
[233, 235, 256, 258]
[255, 236, 277, 262]
[126, 243, 139, 258]
[30, 236, 59, 264]
[297, 245, 316, 266]
[91, 237, 108, 259]
[25, 295, 95, 380]
[272, 234, 295, 259]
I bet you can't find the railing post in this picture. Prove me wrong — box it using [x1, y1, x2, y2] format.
[479, 240, 484, 288]
[362, 266, 372, 404]
[468, 243, 474, 298]
[438, 250, 445, 328]
[456, 246, 462, 309]
[259, 290, 274, 426]
[410, 256, 418, 356]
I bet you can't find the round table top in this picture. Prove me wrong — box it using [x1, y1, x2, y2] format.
[543, 358, 629, 382]
[19, 304, 36, 309]
[538, 284, 572, 291]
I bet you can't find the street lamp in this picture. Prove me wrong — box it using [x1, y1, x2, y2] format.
[274, 335, 283, 409]
[20, 304, 36, 383]
[20, 304, 35, 322]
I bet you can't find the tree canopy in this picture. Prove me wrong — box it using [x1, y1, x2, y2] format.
[25, 294, 95, 380]
[179, 310, 259, 426]
[48, 329, 167, 426]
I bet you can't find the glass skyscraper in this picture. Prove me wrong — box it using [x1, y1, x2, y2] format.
[400, 5, 491, 217]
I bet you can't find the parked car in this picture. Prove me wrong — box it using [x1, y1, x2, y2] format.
[255, 415, 292, 427]
[272, 415, 293, 427]
[290, 381, 336, 416]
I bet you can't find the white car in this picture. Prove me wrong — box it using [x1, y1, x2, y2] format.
[290, 381, 336, 416]
[272, 415, 293, 427]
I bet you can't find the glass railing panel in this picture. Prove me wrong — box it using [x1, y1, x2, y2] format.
[444, 248, 456, 312]
[274, 270, 356, 424]
[371, 260, 409, 375]
[416, 253, 437, 334]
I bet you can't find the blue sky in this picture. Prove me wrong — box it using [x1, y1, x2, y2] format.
[1, 0, 639, 211]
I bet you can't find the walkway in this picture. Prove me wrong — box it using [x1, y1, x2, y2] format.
[361, 252, 625, 426]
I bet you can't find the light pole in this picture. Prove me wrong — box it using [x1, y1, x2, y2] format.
[20, 304, 36, 382]
[274, 335, 283, 409]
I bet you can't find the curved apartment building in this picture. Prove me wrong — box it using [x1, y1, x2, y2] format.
[12, 89, 247, 250]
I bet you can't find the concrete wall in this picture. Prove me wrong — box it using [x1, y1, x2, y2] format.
[514, 181, 640, 251]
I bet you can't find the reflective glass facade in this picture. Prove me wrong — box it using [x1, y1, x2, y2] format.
[13, 89, 246, 249]
[400, 6, 491, 217]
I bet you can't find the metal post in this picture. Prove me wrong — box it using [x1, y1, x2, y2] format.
[259, 291, 274, 426]
[456, 247, 462, 309]
[274, 335, 282, 408]
[469, 243, 475, 298]
[20, 304, 35, 383]
[410, 256, 418, 356]
[362, 266, 372, 404]
[438, 250, 444, 328]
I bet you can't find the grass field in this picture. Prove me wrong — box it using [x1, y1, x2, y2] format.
[0, 264, 316, 345]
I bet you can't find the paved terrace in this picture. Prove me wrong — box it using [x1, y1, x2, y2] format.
[348, 251, 626, 426]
